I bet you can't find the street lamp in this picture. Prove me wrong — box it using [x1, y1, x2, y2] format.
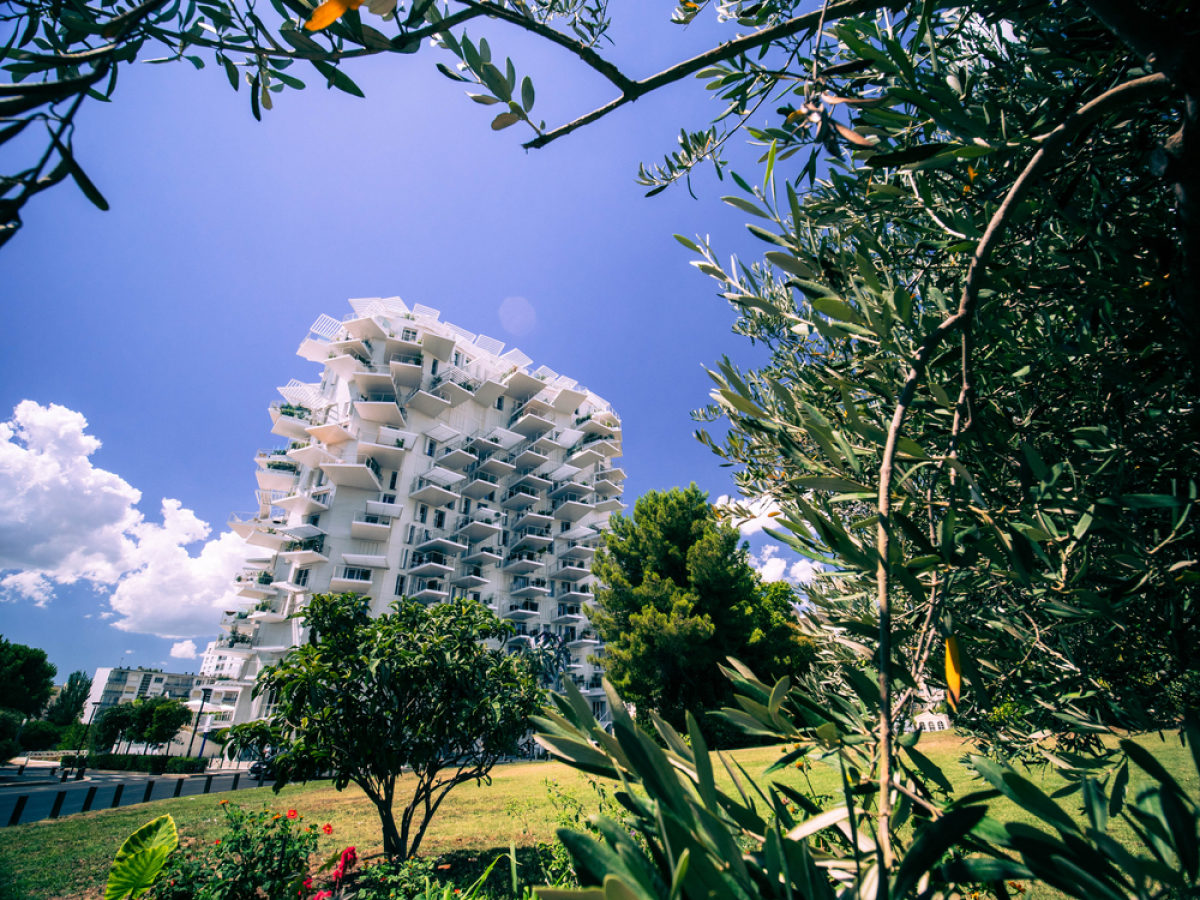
[185, 688, 213, 759]
[70, 702, 100, 781]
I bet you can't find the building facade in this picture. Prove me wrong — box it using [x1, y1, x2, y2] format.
[87, 667, 197, 715]
[192, 297, 624, 734]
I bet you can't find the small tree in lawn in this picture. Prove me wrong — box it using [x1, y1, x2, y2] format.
[255, 592, 543, 860]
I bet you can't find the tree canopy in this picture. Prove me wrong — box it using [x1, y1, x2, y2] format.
[591, 484, 814, 741]
[46, 670, 93, 727]
[0, 635, 57, 717]
[247, 592, 543, 860]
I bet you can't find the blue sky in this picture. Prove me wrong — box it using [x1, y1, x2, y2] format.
[0, 6, 814, 680]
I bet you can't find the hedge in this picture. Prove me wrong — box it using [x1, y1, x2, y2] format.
[55, 754, 208, 774]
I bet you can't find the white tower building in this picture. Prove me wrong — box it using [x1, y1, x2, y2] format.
[193, 297, 625, 733]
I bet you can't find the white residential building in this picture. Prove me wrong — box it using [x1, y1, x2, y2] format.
[192, 297, 625, 734]
[88, 667, 197, 715]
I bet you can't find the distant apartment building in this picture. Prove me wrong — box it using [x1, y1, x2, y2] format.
[87, 667, 197, 714]
[191, 297, 624, 734]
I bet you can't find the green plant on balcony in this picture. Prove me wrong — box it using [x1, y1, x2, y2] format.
[255, 572, 273, 584]
[265, 460, 298, 472]
[253, 599, 273, 612]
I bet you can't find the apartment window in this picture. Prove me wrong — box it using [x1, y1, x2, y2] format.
[495, 396, 504, 411]
[434, 509, 446, 529]
[591, 700, 606, 720]
[418, 504, 428, 524]
[471, 591, 481, 603]
[426, 438, 436, 457]
[314, 491, 331, 506]
[154, 677, 164, 683]
[306, 514, 321, 527]
[344, 567, 372, 581]
[402, 328, 417, 342]
[561, 521, 570, 533]
[389, 471, 398, 490]
[394, 575, 406, 596]
[462, 498, 471, 514]
[430, 359, 439, 376]
[401, 549, 409, 568]
[382, 493, 396, 505]
[294, 568, 310, 587]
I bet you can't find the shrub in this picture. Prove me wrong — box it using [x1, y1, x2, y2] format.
[164, 757, 208, 774]
[17, 719, 63, 751]
[150, 801, 328, 900]
[0, 738, 19, 764]
[82, 754, 205, 774]
[352, 856, 441, 900]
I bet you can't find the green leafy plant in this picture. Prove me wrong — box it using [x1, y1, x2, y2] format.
[534, 676, 1200, 900]
[106, 815, 178, 900]
[242, 593, 543, 859]
[150, 801, 323, 900]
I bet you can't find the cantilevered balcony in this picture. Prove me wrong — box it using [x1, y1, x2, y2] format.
[510, 577, 550, 599]
[501, 485, 540, 511]
[503, 370, 545, 402]
[412, 528, 469, 556]
[532, 431, 566, 454]
[472, 427, 522, 452]
[508, 408, 553, 438]
[567, 629, 601, 650]
[509, 446, 549, 470]
[389, 352, 424, 389]
[503, 550, 544, 575]
[460, 471, 499, 500]
[437, 442, 478, 470]
[553, 558, 591, 581]
[275, 488, 332, 516]
[512, 468, 552, 492]
[411, 578, 449, 603]
[594, 498, 628, 515]
[279, 534, 329, 566]
[512, 508, 553, 531]
[558, 540, 597, 561]
[575, 409, 622, 435]
[557, 584, 593, 603]
[351, 513, 393, 541]
[320, 455, 383, 491]
[451, 564, 489, 589]
[357, 426, 415, 469]
[421, 330, 456, 361]
[409, 552, 454, 578]
[552, 492, 595, 522]
[325, 352, 367, 381]
[549, 478, 590, 501]
[476, 453, 516, 479]
[463, 544, 502, 566]
[343, 551, 390, 570]
[435, 375, 477, 408]
[286, 439, 335, 470]
[367, 493, 404, 517]
[354, 394, 405, 427]
[269, 402, 314, 441]
[406, 386, 451, 418]
[510, 526, 552, 552]
[255, 455, 299, 492]
[219, 610, 251, 633]
[454, 508, 503, 541]
[341, 313, 387, 342]
[351, 363, 395, 397]
[233, 570, 276, 599]
[409, 469, 463, 505]
[247, 598, 289, 625]
[305, 417, 356, 445]
[557, 523, 599, 543]
[551, 603, 585, 625]
[502, 600, 541, 623]
[501, 602, 540, 624]
[329, 566, 375, 593]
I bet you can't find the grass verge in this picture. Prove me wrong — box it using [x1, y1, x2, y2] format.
[0, 732, 1194, 900]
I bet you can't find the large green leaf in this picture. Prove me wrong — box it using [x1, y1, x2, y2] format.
[105, 815, 177, 900]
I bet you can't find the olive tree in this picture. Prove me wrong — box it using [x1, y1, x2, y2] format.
[250, 593, 542, 860]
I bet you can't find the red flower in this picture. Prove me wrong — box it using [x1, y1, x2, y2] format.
[287, 809, 298, 819]
[313, 892, 333, 900]
[322, 823, 333, 835]
[214, 840, 221, 845]
[341, 846, 357, 868]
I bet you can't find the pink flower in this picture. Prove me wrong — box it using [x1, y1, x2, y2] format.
[313, 892, 333, 900]
[341, 846, 357, 868]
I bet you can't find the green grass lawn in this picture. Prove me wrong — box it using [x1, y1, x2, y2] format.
[1, 732, 1194, 900]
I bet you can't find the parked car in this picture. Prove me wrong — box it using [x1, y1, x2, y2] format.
[248, 760, 275, 779]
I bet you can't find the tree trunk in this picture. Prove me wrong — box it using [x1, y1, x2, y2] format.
[375, 800, 406, 859]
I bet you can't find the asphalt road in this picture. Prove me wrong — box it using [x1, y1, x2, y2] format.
[0, 769, 277, 827]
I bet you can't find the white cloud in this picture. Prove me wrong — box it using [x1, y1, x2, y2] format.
[0, 401, 249, 638]
[750, 545, 818, 585]
[716, 495, 783, 536]
[170, 640, 199, 660]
